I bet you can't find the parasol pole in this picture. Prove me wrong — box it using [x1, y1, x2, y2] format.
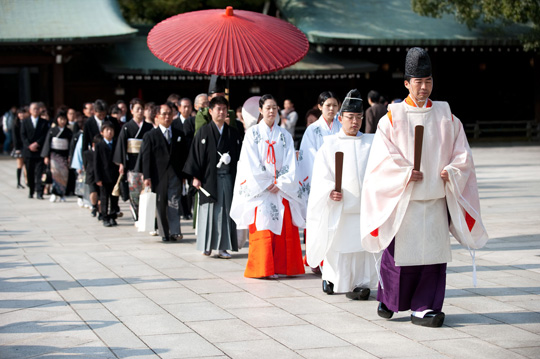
[414, 125, 424, 171]
[335, 152, 344, 192]
[225, 77, 230, 104]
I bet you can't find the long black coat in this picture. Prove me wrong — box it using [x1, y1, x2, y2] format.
[141, 126, 188, 192]
[20, 117, 49, 159]
[183, 121, 241, 204]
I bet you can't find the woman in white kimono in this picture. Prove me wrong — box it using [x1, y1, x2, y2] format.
[297, 91, 342, 271]
[306, 89, 379, 299]
[231, 95, 305, 279]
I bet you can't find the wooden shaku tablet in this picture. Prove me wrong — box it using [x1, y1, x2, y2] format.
[335, 151, 344, 193]
[414, 125, 424, 171]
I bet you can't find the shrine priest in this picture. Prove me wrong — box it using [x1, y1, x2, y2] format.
[306, 89, 379, 299]
[360, 47, 488, 327]
[183, 96, 242, 259]
[113, 98, 153, 220]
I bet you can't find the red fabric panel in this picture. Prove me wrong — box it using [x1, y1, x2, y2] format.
[465, 211, 476, 232]
[244, 199, 305, 278]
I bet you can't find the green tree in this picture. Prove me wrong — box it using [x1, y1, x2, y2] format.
[411, 0, 540, 51]
[118, 0, 266, 25]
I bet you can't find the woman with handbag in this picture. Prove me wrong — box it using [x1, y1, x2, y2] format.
[41, 111, 73, 202]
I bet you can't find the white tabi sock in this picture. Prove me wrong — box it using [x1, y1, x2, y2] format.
[412, 309, 433, 318]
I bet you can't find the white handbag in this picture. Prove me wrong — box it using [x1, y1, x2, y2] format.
[137, 188, 156, 232]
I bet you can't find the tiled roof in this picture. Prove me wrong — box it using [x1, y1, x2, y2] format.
[0, 0, 137, 44]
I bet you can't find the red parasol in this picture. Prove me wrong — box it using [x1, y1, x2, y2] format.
[147, 6, 309, 77]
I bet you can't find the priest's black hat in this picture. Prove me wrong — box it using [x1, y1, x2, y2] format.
[208, 75, 226, 94]
[340, 89, 363, 113]
[405, 47, 432, 79]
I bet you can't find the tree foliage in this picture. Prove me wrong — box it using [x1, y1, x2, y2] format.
[411, 0, 540, 51]
[118, 0, 267, 25]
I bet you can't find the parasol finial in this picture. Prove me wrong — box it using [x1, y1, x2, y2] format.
[225, 6, 234, 16]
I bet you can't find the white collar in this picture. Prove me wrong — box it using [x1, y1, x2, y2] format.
[158, 124, 170, 134]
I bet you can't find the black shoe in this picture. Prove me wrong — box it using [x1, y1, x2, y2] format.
[170, 234, 183, 241]
[322, 280, 334, 295]
[97, 213, 103, 221]
[109, 218, 118, 226]
[91, 208, 97, 217]
[28, 193, 33, 199]
[377, 302, 394, 319]
[411, 311, 445, 328]
[346, 287, 370, 300]
[161, 236, 170, 242]
[103, 220, 113, 227]
[36, 194, 44, 200]
[17, 184, 25, 189]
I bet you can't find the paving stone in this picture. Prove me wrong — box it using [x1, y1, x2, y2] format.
[227, 306, 307, 328]
[164, 301, 235, 322]
[260, 324, 350, 350]
[140, 333, 223, 358]
[217, 339, 303, 359]
[188, 318, 268, 343]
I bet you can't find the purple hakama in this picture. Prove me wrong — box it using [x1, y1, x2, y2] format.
[377, 239, 447, 313]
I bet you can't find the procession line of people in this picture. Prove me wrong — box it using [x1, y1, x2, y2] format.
[7, 48, 488, 328]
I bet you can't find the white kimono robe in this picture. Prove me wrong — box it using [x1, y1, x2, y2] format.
[297, 115, 342, 218]
[231, 120, 304, 235]
[306, 130, 379, 292]
[360, 97, 488, 266]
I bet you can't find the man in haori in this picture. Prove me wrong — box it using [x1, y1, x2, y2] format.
[360, 47, 488, 327]
[306, 89, 379, 300]
[183, 96, 242, 259]
[230, 94, 305, 279]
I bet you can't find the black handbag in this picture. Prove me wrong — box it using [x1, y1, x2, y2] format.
[120, 177, 130, 202]
[41, 167, 53, 184]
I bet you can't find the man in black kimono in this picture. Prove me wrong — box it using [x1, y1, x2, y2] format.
[184, 96, 242, 259]
[142, 103, 188, 242]
[113, 98, 153, 220]
[20, 102, 49, 199]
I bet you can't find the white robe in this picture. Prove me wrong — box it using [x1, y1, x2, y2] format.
[231, 120, 304, 235]
[297, 115, 342, 219]
[306, 130, 379, 292]
[360, 97, 488, 266]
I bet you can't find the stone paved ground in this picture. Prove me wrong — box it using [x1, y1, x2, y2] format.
[0, 145, 539, 359]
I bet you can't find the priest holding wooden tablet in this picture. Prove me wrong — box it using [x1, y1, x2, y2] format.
[306, 89, 379, 300]
[360, 48, 488, 327]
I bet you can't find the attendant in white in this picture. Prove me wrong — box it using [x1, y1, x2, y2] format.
[360, 48, 488, 327]
[297, 91, 341, 270]
[307, 89, 379, 299]
[231, 94, 305, 278]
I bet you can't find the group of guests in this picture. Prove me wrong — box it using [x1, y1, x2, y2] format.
[8, 48, 488, 329]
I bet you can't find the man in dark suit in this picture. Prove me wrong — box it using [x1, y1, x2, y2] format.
[142, 103, 188, 242]
[173, 97, 196, 220]
[94, 122, 120, 227]
[364, 90, 388, 134]
[20, 102, 49, 199]
[83, 100, 108, 152]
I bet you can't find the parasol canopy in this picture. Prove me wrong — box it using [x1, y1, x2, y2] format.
[147, 6, 309, 77]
